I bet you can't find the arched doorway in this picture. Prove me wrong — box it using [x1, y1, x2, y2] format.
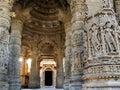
[40, 60, 56, 88]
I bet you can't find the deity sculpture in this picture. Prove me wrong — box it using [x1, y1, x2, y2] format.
[89, 24, 101, 56]
[104, 21, 117, 53]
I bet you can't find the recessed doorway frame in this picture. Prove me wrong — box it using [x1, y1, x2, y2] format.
[40, 64, 56, 88]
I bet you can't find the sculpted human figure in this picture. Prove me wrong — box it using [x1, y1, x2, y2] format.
[72, 50, 81, 74]
[114, 25, 120, 53]
[89, 24, 101, 56]
[104, 22, 117, 52]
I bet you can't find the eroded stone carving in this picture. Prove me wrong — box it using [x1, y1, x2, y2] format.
[88, 20, 120, 58]
[89, 24, 101, 57]
[0, 0, 14, 90]
[83, 0, 120, 90]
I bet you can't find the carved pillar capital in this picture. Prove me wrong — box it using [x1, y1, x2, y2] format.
[10, 18, 23, 45]
[0, 0, 15, 29]
[70, 0, 86, 25]
[0, 0, 14, 9]
[11, 18, 23, 32]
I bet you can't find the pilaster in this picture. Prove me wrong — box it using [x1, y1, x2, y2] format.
[56, 34, 64, 88]
[63, 21, 72, 90]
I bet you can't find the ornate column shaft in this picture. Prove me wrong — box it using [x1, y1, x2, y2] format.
[64, 21, 72, 90]
[0, 0, 14, 90]
[83, 0, 120, 90]
[9, 18, 23, 90]
[29, 36, 40, 88]
[70, 0, 86, 90]
[29, 53, 38, 88]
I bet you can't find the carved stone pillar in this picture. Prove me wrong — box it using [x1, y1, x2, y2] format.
[70, 0, 86, 90]
[56, 48, 64, 88]
[9, 19, 23, 90]
[29, 53, 38, 88]
[63, 22, 72, 90]
[29, 36, 40, 88]
[56, 33, 64, 88]
[83, 0, 120, 90]
[0, 0, 14, 90]
[115, 0, 120, 24]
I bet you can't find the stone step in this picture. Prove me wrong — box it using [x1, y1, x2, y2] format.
[22, 88, 63, 90]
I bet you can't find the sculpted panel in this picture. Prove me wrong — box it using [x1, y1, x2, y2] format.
[88, 21, 120, 58]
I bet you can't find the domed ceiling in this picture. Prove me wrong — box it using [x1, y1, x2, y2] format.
[14, 0, 70, 34]
[14, 0, 70, 58]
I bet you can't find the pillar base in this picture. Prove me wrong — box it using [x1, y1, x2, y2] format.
[56, 76, 64, 89]
[9, 84, 21, 90]
[82, 55, 120, 90]
[0, 82, 9, 90]
[29, 82, 40, 88]
[70, 75, 82, 90]
[9, 76, 21, 90]
[82, 81, 120, 90]
[64, 78, 70, 90]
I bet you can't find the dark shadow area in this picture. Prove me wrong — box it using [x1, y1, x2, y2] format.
[45, 71, 53, 86]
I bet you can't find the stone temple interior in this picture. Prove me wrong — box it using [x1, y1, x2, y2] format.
[1, 0, 120, 90]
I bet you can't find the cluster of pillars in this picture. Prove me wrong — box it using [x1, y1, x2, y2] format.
[0, 0, 23, 90]
[64, 0, 120, 90]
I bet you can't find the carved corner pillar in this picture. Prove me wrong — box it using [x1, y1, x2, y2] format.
[63, 21, 72, 90]
[70, 0, 86, 90]
[9, 18, 23, 90]
[82, 0, 120, 90]
[0, 0, 14, 90]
